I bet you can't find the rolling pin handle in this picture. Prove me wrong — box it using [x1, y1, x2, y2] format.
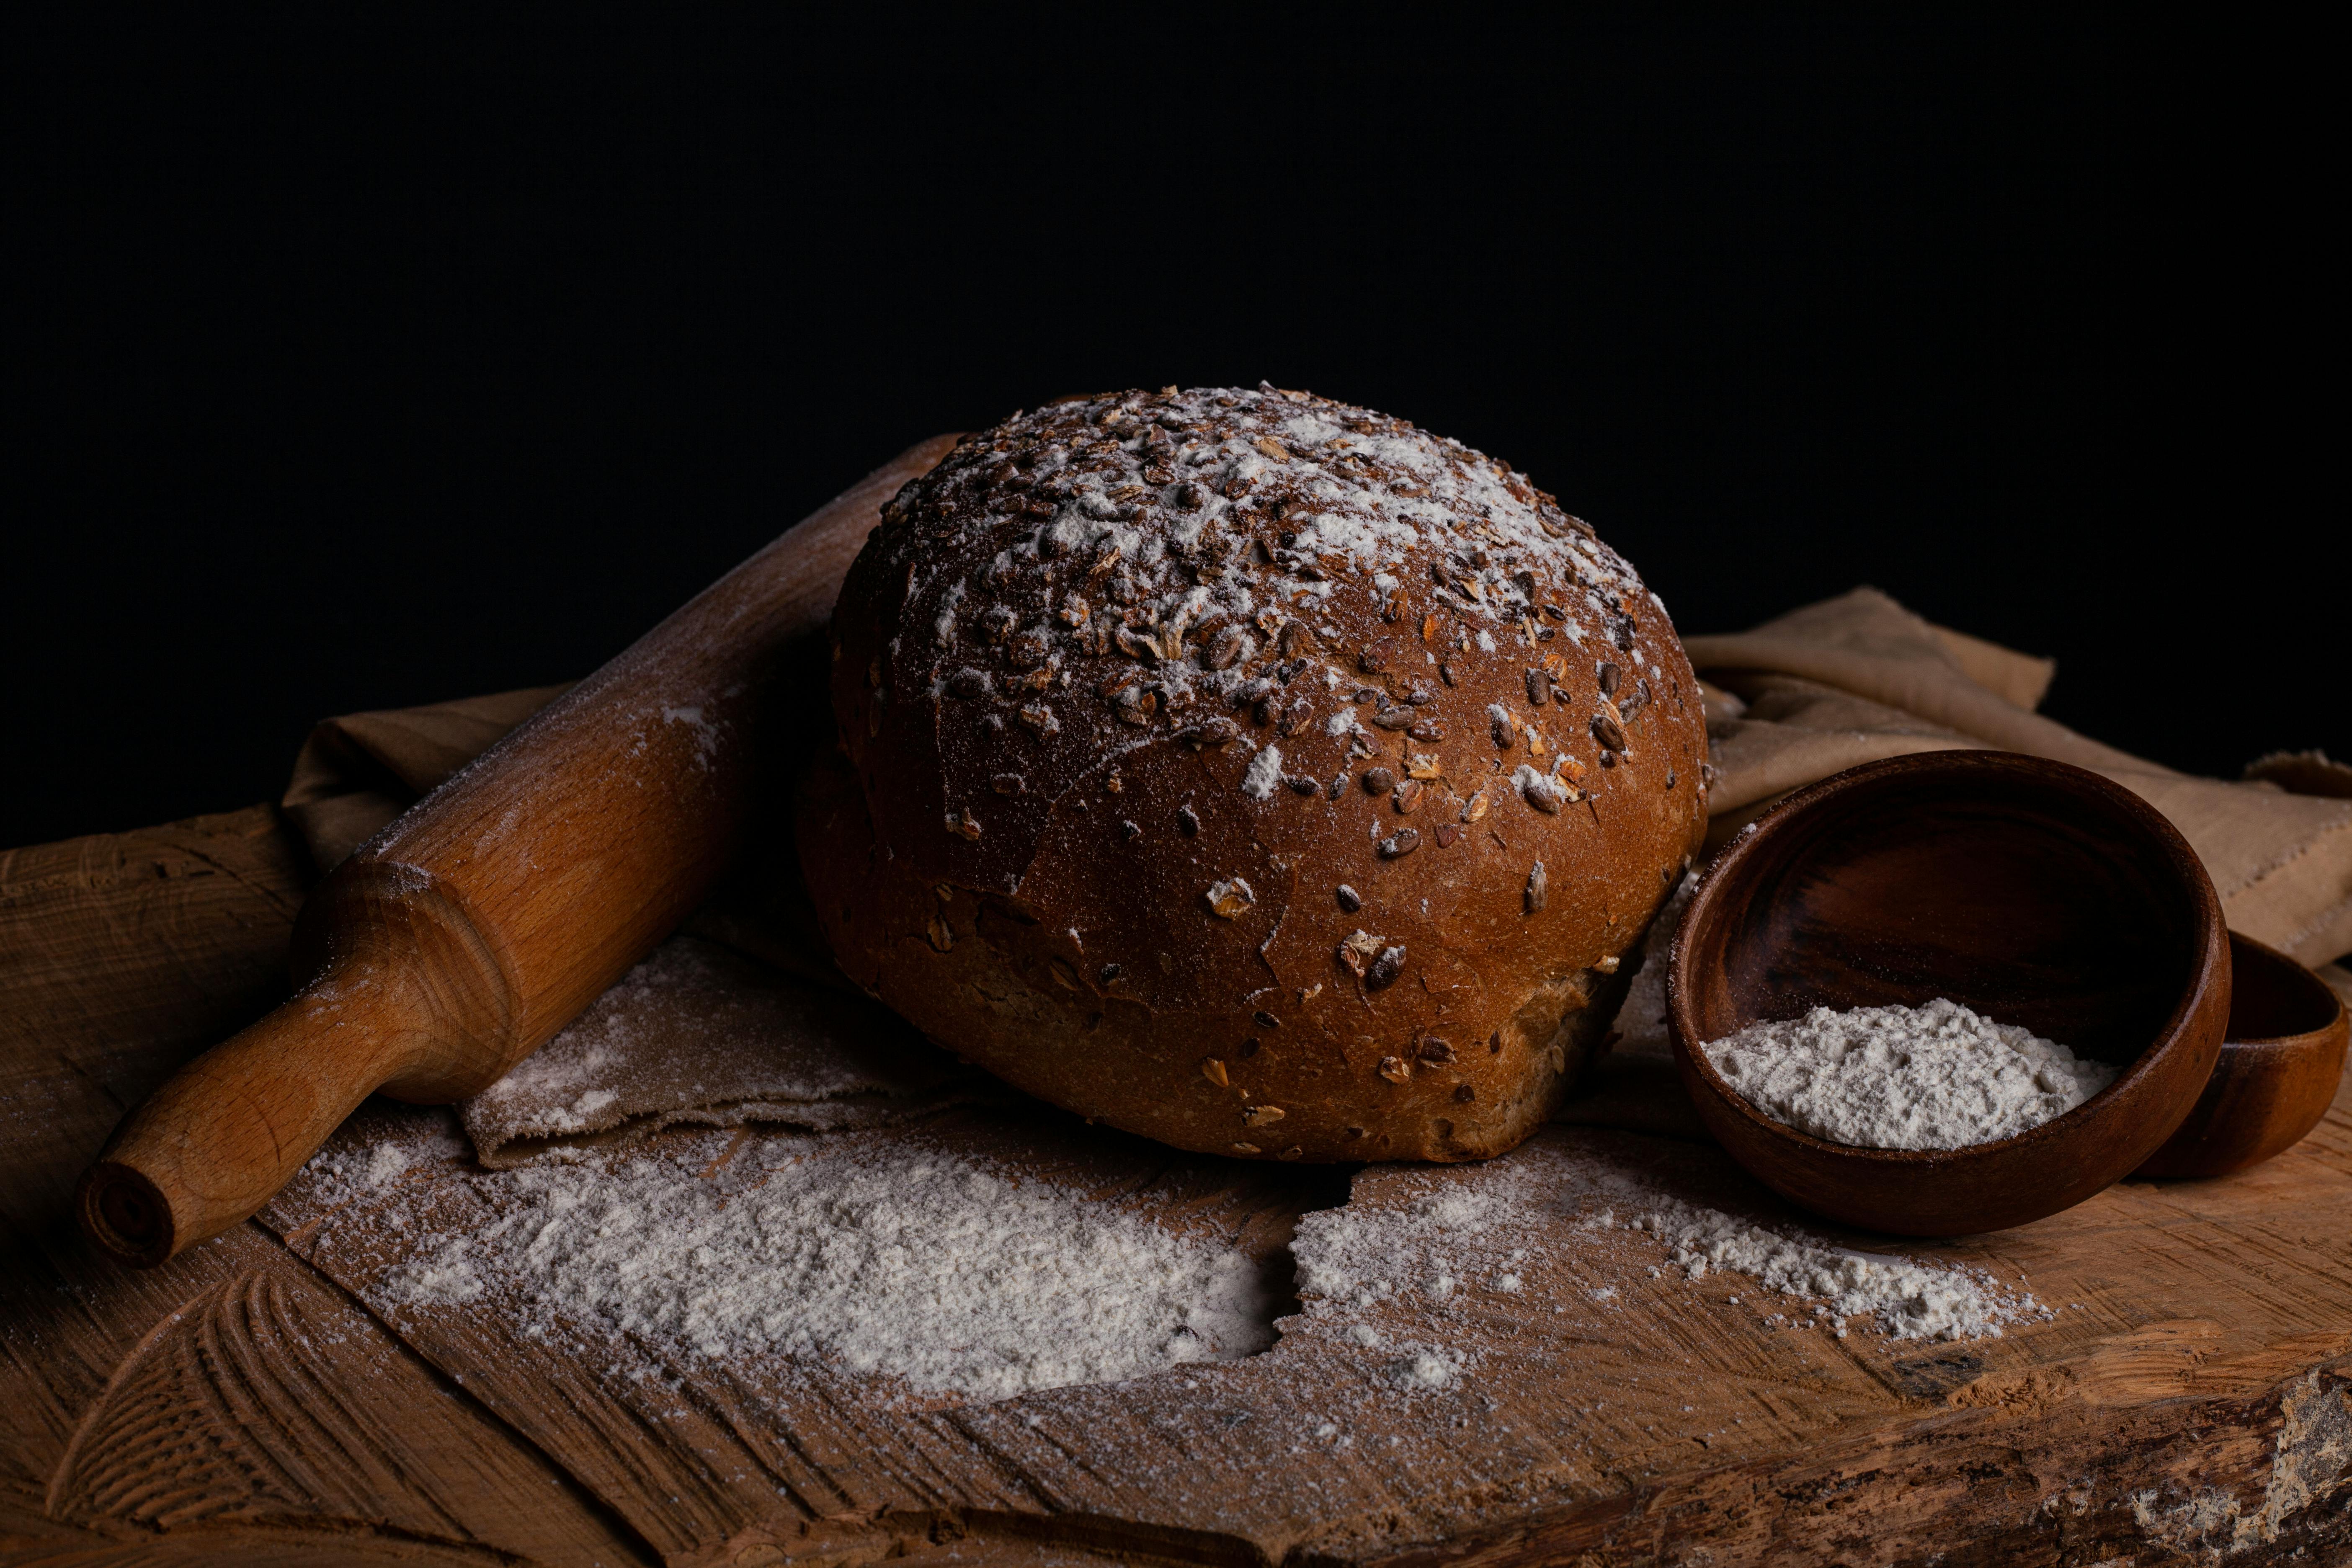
[72, 436, 959, 1268]
[78, 1161, 175, 1269]
[77, 959, 436, 1267]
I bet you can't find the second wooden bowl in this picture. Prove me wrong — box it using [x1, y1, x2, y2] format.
[1667, 750, 2230, 1236]
[2132, 931, 2347, 1179]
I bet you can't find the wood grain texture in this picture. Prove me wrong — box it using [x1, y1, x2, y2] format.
[0, 807, 309, 1228]
[80, 436, 962, 1266]
[239, 1095, 2352, 1568]
[42, 1264, 647, 1564]
[7, 776, 2350, 1566]
[0, 807, 652, 1567]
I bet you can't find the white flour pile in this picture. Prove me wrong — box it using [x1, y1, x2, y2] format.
[381, 1135, 1274, 1401]
[1700, 998, 2118, 1150]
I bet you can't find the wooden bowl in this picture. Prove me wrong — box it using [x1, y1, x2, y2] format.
[1666, 750, 2230, 1236]
[2133, 931, 2347, 1179]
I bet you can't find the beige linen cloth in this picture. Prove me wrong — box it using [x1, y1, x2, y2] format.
[284, 587, 2352, 1157]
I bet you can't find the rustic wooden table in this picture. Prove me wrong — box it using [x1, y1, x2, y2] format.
[5, 805, 2348, 1566]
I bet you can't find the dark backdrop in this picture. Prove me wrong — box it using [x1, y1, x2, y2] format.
[8, 13, 2337, 847]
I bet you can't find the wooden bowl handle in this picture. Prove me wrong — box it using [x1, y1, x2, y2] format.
[78, 435, 959, 1267]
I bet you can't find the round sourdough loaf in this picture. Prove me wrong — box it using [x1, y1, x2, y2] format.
[800, 387, 1708, 1162]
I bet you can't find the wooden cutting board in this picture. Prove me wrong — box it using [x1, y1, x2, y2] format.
[4, 804, 2349, 1567]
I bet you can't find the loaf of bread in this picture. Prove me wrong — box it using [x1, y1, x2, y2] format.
[800, 387, 1708, 1162]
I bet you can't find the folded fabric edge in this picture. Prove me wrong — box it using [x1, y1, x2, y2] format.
[469, 1084, 1020, 1170]
[281, 682, 578, 876]
[1928, 622, 2056, 712]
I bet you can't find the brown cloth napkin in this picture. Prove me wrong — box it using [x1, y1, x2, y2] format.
[457, 933, 1006, 1168]
[282, 683, 579, 872]
[284, 587, 2352, 1158]
[1688, 588, 2352, 967]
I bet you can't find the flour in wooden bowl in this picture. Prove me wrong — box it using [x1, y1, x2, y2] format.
[1700, 998, 2118, 1150]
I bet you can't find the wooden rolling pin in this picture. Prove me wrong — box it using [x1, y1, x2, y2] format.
[77, 436, 960, 1267]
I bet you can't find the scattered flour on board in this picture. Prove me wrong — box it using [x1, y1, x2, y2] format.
[328, 1089, 2043, 1418]
[378, 1135, 1274, 1402]
[1292, 1137, 2043, 1348]
[300, 1126, 463, 1203]
[1290, 1181, 1522, 1391]
[1583, 1189, 2043, 1341]
[1701, 998, 2119, 1150]
[338, 1120, 2040, 1425]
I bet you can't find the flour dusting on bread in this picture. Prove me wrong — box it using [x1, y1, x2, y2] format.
[805, 388, 1709, 1165]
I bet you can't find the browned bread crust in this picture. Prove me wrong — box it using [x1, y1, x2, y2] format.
[800, 387, 1707, 1163]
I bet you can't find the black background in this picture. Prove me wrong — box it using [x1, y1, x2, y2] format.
[8, 14, 2337, 848]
